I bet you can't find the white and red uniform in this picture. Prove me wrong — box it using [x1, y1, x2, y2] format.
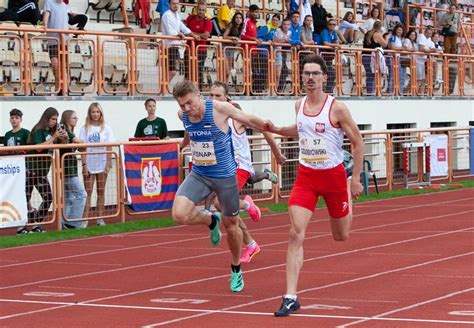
[229, 118, 254, 190]
[289, 95, 349, 218]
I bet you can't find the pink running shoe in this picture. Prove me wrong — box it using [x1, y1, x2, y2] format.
[240, 243, 261, 263]
[244, 195, 261, 222]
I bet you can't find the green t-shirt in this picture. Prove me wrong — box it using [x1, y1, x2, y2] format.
[134, 117, 168, 139]
[60, 131, 79, 177]
[28, 129, 53, 176]
[4, 128, 30, 146]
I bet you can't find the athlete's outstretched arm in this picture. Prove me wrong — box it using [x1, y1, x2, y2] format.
[333, 102, 364, 199]
[216, 101, 268, 132]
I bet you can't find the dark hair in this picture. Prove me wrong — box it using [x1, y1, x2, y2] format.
[229, 12, 244, 36]
[145, 98, 156, 106]
[343, 11, 354, 22]
[60, 110, 75, 133]
[370, 6, 380, 19]
[271, 14, 280, 20]
[249, 4, 259, 11]
[302, 54, 327, 75]
[290, 10, 300, 17]
[391, 23, 404, 35]
[9, 108, 23, 117]
[173, 79, 199, 98]
[405, 29, 417, 39]
[211, 81, 229, 96]
[28, 107, 59, 144]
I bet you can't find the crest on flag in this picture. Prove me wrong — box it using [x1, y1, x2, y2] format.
[141, 158, 162, 197]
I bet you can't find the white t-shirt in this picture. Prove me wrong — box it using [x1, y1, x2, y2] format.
[79, 125, 114, 174]
[417, 33, 435, 60]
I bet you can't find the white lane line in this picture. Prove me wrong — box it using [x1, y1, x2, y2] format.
[60, 244, 125, 248]
[366, 253, 442, 256]
[39, 286, 121, 292]
[275, 270, 358, 275]
[142, 251, 474, 327]
[301, 297, 400, 304]
[161, 291, 254, 298]
[0, 303, 72, 320]
[1, 210, 472, 291]
[403, 274, 474, 279]
[50, 262, 122, 267]
[339, 288, 474, 327]
[1, 298, 473, 325]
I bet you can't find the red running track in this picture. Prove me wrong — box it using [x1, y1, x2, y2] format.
[0, 189, 473, 327]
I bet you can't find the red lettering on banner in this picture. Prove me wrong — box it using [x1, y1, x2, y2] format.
[437, 148, 446, 162]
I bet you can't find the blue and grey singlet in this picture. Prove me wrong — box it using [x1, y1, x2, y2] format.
[183, 99, 237, 179]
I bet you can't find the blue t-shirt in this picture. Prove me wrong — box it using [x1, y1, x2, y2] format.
[321, 29, 338, 44]
[156, 0, 169, 16]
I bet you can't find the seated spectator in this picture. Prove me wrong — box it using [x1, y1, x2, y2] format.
[223, 11, 244, 82]
[321, 18, 342, 93]
[301, 15, 314, 46]
[59, 110, 87, 229]
[387, 24, 408, 94]
[0, 0, 41, 24]
[362, 21, 388, 94]
[289, 11, 302, 46]
[134, 99, 169, 139]
[64, 0, 88, 32]
[362, 6, 383, 33]
[215, 0, 236, 36]
[338, 11, 365, 44]
[184, 2, 212, 90]
[273, 18, 292, 93]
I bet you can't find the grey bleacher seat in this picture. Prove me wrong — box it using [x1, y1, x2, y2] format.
[103, 42, 128, 90]
[30, 39, 55, 86]
[85, 0, 112, 23]
[68, 40, 94, 92]
[0, 37, 21, 85]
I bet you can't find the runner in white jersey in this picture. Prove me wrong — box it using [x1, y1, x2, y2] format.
[265, 54, 364, 316]
[208, 81, 286, 263]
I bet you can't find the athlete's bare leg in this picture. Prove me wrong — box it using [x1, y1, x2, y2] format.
[221, 214, 243, 265]
[172, 195, 212, 226]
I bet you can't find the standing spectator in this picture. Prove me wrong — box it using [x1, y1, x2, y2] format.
[216, 0, 236, 36]
[223, 11, 244, 82]
[273, 18, 292, 93]
[184, 2, 212, 91]
[241, 4, 262, 93]
[417, 26, 436, 95]
[59, 110, 87, 229]
[43, 0, 69, 95]
[362, 6, 383, 33]
[79, 102, 114, 226]
[339, 11, 365, 44]
[4, 109, 31, 235]
[321, 18, 342, 93]
[301, 15, 314, 46]
[311, 0, 332, 44]
[402, 29, 419, 92]
[289, 11, 302, 46]
[256, 14, 280, 92]
[160, 0, 198, 83]
[134, 98, 169, 139]
[0, 0, 41, 24]
[27, 107, 66, 233]
[388, 24, 407, 94]
[431, 31, 444, 87]
[440, 4, 459, 54]
[362, 21, 388, 94]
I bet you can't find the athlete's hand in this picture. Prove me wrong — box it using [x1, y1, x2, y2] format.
[350, 179, 363, 199]
[263, 120, 277, 133]
[276, 153, 287, 165]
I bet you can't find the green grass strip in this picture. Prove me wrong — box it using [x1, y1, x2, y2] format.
[1, 180, 472, 249]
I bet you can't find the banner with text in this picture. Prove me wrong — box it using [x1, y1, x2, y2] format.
[424, 134, 448, 177]
[0, 157, 27, 228]
[122, 143, 179, 211]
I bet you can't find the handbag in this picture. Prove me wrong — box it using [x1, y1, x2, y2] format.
[441, 27, 456, 37]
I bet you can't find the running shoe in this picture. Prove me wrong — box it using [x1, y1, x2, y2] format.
[210, 212, 222, 247]
[264, 168, 278, 184]
[274, 297, 301, 317]
[240, 243, 261, 263]
[244, 195, 261, 223]
[30, 225, 45, 233]
[16, 227, 29, 235]
[97, 219, 106, 226]
[230, 270, 244, 292]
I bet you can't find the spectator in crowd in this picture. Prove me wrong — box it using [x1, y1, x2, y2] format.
[155, 0, 170, 31]
[59, 110, 87, 229]
[216, 0, 236, 36]
[431, 31, 444, 87]
[402, 29, 418, 93]
[64, 0, 88, 32]
[241, 4, 263, 93]
[440, 4, 459, 54]
[362, 6, 383, 33]
[223, 11, 244, 82]
[301, 15, 315, 46]
[134, 98, 169, 139]
[417, 26, 436, 95]
[435, 0, 450, 29]
[287, 0, 311, 24]
[256, 13, 280, 92]
[26, 107, 66, 233]
[273, 18, 292, 93]
[43, 0, 70, 95]
[339, 11, 365, 44]
[79, 102, 115, 226]
[190, 0, 213, 19]
[0, 0, 41, 24]
[289, 11, 302, 45]
[387, 24, 407, 94]
[184, 1, 212, 90]
[362, 21, 387, 94]
[4, 109, 31, 235]
[321, 18, 342, 93]
[311, 0, 332, 44]
[160, 0, 198, 83]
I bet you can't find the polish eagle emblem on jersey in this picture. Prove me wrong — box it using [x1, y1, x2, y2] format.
[315, 122, 326, 133]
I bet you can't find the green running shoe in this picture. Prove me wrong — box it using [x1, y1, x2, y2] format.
[230, 270, 244, 292]
[210, 212, 222, 247]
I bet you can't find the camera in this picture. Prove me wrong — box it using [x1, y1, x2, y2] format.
[57, 123, 65, 130]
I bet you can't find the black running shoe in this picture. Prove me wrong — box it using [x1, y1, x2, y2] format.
[274, 297, 301, 317]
